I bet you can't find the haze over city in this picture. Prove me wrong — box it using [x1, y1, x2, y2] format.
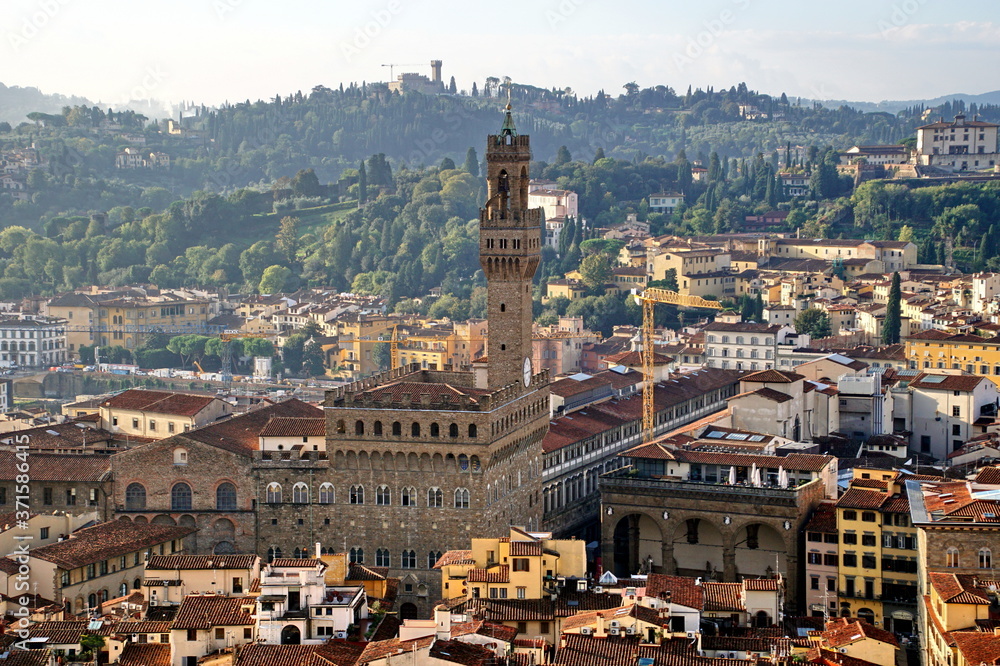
[6, 0, 1000, 106]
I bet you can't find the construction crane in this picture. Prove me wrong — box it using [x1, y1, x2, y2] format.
[633, 288, 725, 444]
[381, 63, 424, 80]
[390, 325, 400, 370]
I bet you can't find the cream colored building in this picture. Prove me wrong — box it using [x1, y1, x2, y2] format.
[916, 114, 1000, 172]
[98, 389, 233, 439]
[142, 554, 261, 605]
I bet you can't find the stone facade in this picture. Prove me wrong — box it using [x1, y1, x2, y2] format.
[256, 113, 551, 618]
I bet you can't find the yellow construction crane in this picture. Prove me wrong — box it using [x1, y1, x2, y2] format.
[634, 288, 724, 444]
[381, 63, 424, 79]
[390, 325, 399, 370]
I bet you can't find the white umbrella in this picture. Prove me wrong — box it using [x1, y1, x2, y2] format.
[750, 463, 758, 487]
[752, 465, 762, 487]
[778, 466, 788, 487]
[728, 466, 736, 485]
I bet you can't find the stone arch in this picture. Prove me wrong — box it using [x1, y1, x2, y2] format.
[408, 452, 419, 470]
[395, 452, 406, 470]
[611, 513, 663, 578]
[383, 452, 394, 471]
[373, 421, 383, 436]
[669, 514, 725, 579]
[151, 514, 176, 526]
[133, 516, 148, 525]
[346, 451, 357, 469]
[430, 422, 440, 437]
[355, 420, 364, 435]
[420, 453, 432, 471]
[118, 516, 132, 523]
[432, 452, 444, 471]
[334, 451, 346, 469]
[730, 521, 789, 579]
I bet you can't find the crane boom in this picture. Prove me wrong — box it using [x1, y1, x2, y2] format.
[634, 288, 724, 443]
[390, 325, 399, 370]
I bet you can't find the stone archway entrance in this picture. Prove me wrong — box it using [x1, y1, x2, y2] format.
[733, 522, 787, 578]
[673, 517, 724, 579]
[611, 514, 663, 577]
[280, 625, 301, 645]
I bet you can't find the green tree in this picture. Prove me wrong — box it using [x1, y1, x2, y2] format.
[882, 271, 902, 344]
[579, 253, 612, 292]
[275, 216, 299, 264]
[555, 146, 572, 165]
[290, 168, 322, 197]
[463, 147, 479, 177]
[371, 341, 391, 371]
[302, 340, 327, 377]
[282, 333, 307, 374]
[259, 265, 292, 294]
[793, 308, 832, 338]
[897, 225, 914, 243]
[358, 160, 368, 205]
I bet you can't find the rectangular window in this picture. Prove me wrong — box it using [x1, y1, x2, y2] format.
[43, 487, 53, 505]
[132, 418, 139, 428]
[843, 532, 857, 545]
[843, 510, 857, 521]
[861, 512, 876, 522]
[953, 406, 961, 417]
[66, 489, 77, 506]
[810, 577, 820, 590]
[215, 628, 224, 640]
[843, 553, 857, 567]
[517, 587, 526, 599]
[824, 553, 838, 567]
[41, 527, 49, 540]
[512, 558, 530, 572]
[149, 420, 156, 431]
[862, 555, 877, 569]
[187, 629, 197, 642]
[827, 578, 836, 592]
[807, 552, 822, 565]
[861, 534, 876, 547]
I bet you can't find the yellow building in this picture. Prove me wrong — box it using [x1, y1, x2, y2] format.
[835, 469, 919, 633]
[922, 572, 997, 666]
[545, 279, 588, 303]
[435, 526, 595, 645]
[906, 329, 1000, 377]
[98, 388, 233, 439]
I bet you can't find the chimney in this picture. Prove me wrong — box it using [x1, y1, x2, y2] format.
[315, 542, 322, 559]
[430, 60, 442, 83]
[435, 605, 451, 641]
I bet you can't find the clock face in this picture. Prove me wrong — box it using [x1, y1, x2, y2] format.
[523, 357, 532, 386]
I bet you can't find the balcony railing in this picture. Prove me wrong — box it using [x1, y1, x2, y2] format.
[600, 467, 811, 500]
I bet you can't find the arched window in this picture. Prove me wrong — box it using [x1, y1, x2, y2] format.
[376, 548, 390, 567]
[292, 483, 309, 504]
[336, 420, 345, 434]
[751, 337, 758, 345]
[350, 547, 364, 564]
[856, 608, 875, 625]
[470, 455, 481, 472]
[355, 420, 364, 435]
[454, 487, 470, 509]
[401, 486, 416, 507]
[392, 422, 401, 436]
[449, 423, 459, 438]
[411, 422, 421, 437]
[171, 483, 192, 511]
[736, 336, 744, 345]
[401, 550, 416, 568]
[125, 483, 146, 510]
[216, 483, 237, 511]
[267, 546, 282, 562]
[376, 485, 391, 505]
[266, 483, 282, 504]
[350, 485, 364, 504]
[428, 551, 443, 569]
[373, 421, 383, 435]
[318, 483, 334, 504]
[458, 454, 469, 471]
[946, 547, 960, 568]
[428, 487, 443, 507]
[469, 424, 478, 438]
[980, 548, 992, 569]
[173, 448, 188, 465]
[430, 423, 440, 437]
[133, 578, 141, 590]
[119, 582, 129, 597]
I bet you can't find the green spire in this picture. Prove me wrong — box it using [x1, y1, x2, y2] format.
[498, 102, 517, 141]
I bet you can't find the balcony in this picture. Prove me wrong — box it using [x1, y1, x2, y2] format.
[600, 467, 811, 502]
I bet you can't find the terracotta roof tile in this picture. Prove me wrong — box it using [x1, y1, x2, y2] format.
[117, 643, 172, 666]
[102, 389, 221, 417]
[434, 550, 474, 569]
[703, 582, 745, 611]
[467, 565, 509, 583]
[804, 502, 838, 533]
[260, 417, 325, 438]
[427, 639, 498, 665]
[837, 487, 889, 510]
[741, 369, 803, 384]
[171, 595, 256, 629]
[31, 520, 195, 570]
[928, 573, 992, 604]
[358, 636, 433, 664]
[645, 574, 704, 610]
[146, 554, 258, 570]
[2, 651, 49, 666]
[975, 466, 1000, 484]
[910, 373, 989, 392]
[0, 452, 111, 482]
[951, 631, 1000, 666]
[183, 399, 322, 456]
[730, 387, 793, 403]
[822, 618, 899, 648]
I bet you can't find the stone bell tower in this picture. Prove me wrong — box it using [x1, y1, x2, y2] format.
[479, 104, 542, 391]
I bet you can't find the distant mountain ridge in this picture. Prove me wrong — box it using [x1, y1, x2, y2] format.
[810, 90, 1000, 115]
[0, 82, 92, 124]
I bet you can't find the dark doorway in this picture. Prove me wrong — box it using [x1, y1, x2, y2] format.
[400, 602, 419, 620]
[280, 625, 301, 645]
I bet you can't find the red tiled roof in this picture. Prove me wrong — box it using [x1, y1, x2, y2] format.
[951, 631, 1000, 666]
[467, 565, 509, 583]
[909, 373, 988, 392]
[741, 369, 803, 384]
[2, 651, 49, 666]
[804, 502, 838, 533]
[31, 520, 195, 570]
[928, 573, 992, 605]
[358, 636, 434, 664]
[837, 487, 888, 510]
[434, 550, 474, 569]
[822, 618, 899, 648]
[428, 639, 498, 665]
[183, 399, 322, 456]
[605, 351, 673, 367]
[102, 389, 220, 417]
[353, 381, 491, 406]
[645, 574, 704, 610]
[270, 558, 324, 568]
[146, 554, 258, 570]
[171, 595, 256, 629]
[115, 621, 173, 635]
[346, 563, 388, 581]
[0, 452, 111, 482]
[976, 467, 1000, 484]
[703, 582, 744, 611]
[509, 541, 543, 557]
[260, 417, 325, 438]
[744, 578, 779, 591]
[730, 387, 793, 403]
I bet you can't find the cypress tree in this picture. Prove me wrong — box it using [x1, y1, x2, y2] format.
[882, 271, 902, 345]
[358, 160, 368, 205]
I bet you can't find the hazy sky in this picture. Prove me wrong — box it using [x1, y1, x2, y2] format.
[6, 0, 1000, 108]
